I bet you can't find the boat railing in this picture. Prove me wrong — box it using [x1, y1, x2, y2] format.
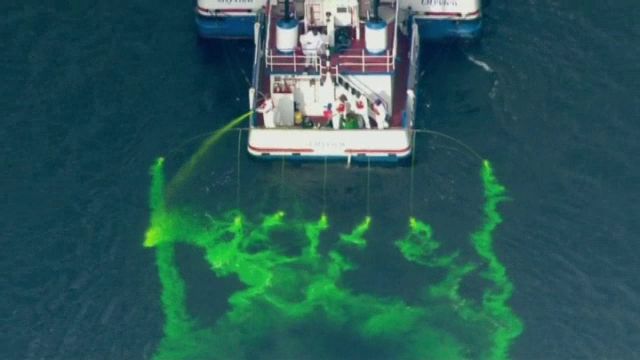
[336, 4, 398, 74]
[392, 0, 399, 59]
[264, 4, 273, 61]
[407, 22, 420, 92]
[403, 22, 420, 129]
[337, 49, 394, 72]
[265, 48, 322, 73]
[264, 35, 393, 73]
[250, 10, 266, 127]
[334, 67, 385, 108]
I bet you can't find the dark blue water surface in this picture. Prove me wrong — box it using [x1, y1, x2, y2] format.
[2, 0, 640, 359]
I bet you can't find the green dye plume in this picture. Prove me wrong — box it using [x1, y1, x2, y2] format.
[395, 160, 524, 359]
[144, 156, 523, 359]
[471, 160, 524, 359]
[339, 216, 371, 248]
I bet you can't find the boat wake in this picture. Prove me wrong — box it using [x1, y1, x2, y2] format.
[467, 54, 494, 73]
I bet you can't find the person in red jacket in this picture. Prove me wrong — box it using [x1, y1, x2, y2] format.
[336, 94, 348, 117]
[354, 91, 370, 129]
[332, 94, 348, 129]
[323, 103, 334, 128]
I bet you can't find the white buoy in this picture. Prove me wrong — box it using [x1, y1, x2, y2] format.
[276, 19, 298, 53]
[365, 20, 387, 54]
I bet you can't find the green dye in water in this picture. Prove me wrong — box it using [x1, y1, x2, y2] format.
[166, 110, 252, 197]
[144, 156, 523, 359]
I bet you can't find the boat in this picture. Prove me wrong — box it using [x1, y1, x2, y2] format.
[403, 0, 483, 40]
[195, 1, 482, 41]
[195, 0, 268, 39]
[195, 1, 482, 162]
[246, 0, 420, 162]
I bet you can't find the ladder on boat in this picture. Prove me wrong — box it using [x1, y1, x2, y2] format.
[304, 0, 324, 31]
[359, 0, 371, 18]
[334, 71, 389, 113]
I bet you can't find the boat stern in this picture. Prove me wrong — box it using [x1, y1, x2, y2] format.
[195, 0, 266, 39]
[195, 14, 257, 39]
[402, 0, 483, 40]
[414, 16, 482, 40]
[248, 128, 412, 163]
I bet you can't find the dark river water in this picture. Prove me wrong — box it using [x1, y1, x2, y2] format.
[2, 0, 639, 359]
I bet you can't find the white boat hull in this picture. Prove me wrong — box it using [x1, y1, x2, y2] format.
[248, 128, 412, 161]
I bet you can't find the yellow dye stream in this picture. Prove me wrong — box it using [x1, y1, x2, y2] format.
[166, 110, 252, 196]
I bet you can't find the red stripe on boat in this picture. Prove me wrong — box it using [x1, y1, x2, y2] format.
[197, 7, 254, 14]
[344, 146, 411, 154]
[423, 10, 481, 18]
[248, 145, 314, 153]
[424, 11, 462, 17]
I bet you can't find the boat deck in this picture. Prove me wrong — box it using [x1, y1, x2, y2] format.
[266, 20, 396, 75]
[257, 30, 410, 129]
[247, 128, 412, 161]
[255, 4, 410, 130]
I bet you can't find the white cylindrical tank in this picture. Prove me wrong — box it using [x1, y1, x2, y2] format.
[276, 19, 299, 53]
[365, 20, 387, 54]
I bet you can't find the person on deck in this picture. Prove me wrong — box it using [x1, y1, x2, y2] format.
[336, 94, 348, 120]
[326, 102, 341, 130]
[301, 29, 321, 69]
[323, 103, 337, 129]
[354, 91, 370, 129]
[256, 95, 275, 128]
[317, 29, 329, 54]
[372, 98, 388, 129]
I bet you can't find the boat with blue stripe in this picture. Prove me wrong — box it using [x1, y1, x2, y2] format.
[195, 0, 267, 39]
[195, 1, 482, 41]
[405, 0, 483, 40]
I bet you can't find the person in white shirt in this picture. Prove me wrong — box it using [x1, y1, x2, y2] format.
[372, 98, 388, 129]
[317, 30, 328, 54]
[353, 91, 370, 129]
[330, 101, 341, 130]
[301, 29, 321, 69]
[256, 95, 275, 128]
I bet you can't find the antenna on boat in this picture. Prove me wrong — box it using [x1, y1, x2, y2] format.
[371, 0, 380, 21]
[283, 0, 291, 21]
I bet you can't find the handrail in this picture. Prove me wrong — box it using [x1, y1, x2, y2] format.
[264, 3, 401, 75]
[392, 0, 399, 59]
[407, 22, 420, 91]
[403, 21, 420, 129]
[264, 4, 273, 68]
[250, 10, 266, 128]
[334, 69, 386, 109]
[336, 67, 378, 96]
[265, 48, 322, 73]
[337, 50, 394, 72]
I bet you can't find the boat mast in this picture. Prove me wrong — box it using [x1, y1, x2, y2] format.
[371, 0, 380, 21]
[283, 0, 291, 21]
